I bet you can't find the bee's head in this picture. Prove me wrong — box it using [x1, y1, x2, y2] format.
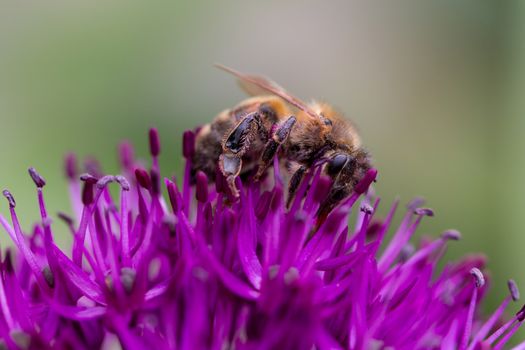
[310, 101, 362, 149]
[326, 150, 370, 188]
[311, 102, 339, 126]
[316, 150, 372, 228]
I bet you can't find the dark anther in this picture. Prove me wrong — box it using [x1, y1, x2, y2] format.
[360, 204, 374, 215]
[149, 128, 161, 157]
[81, 182, 94, 206]
[28, 167, 46, 188]
[96, 175, 116, 189]
[166, 181, 181, 212]
[2, 190, 16, 208]
[196, 171, 209, 203]
[517, 304, 525, 322]
[470, 268, 485, 288]
[57, 212, 75, 226]
[4, 250, 14, 274]
[183, 130, 195, 159]
[115, 175, 130, 191]
[414, 207, 434, 217]
[79, 173, 98, 184]
[135, 168, 152, 190]
[64, 153, 78, 180]
[441, 229, 461, 241]
[508, 280, 520, 302]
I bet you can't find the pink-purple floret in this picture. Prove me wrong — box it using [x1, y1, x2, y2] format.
[0, 128, 523, 349]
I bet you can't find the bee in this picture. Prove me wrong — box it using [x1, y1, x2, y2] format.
[192, 65, 371, 225]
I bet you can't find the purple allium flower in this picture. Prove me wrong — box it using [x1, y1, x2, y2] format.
[0, 128, 523, 349]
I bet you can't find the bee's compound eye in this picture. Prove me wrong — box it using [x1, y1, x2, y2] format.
[327, 154, 348, 175]
[319, 113, 332, 126]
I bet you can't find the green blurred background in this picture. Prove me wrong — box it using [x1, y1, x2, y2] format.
[0, 0, 524, 343]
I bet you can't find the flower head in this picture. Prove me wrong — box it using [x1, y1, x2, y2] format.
[0, 128, 523, 349]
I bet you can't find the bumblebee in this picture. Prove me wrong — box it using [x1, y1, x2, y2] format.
[192, 65, 371, 223]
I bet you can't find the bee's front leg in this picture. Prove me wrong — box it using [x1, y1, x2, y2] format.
[220, 112, 261, 197]
[286, 164, 307, 208]
[315, 154, 355, 230]
[254, 116, 296, 181]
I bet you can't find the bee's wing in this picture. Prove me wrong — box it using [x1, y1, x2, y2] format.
[236, 77, 303, 116]
[233, 75, 272, 97]
[215, 64, 320, 121]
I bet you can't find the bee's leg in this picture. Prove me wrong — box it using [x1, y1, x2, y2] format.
[220, 112, 260, 197]
[219, 154, 242, 196]
[315, 186, 350, 230]
[314, 154, 354, 230]
[286, 165, 307, 208]
[254, 116, 297, 181]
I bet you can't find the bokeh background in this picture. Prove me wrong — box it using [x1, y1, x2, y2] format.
[1, 0, 524, 344]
